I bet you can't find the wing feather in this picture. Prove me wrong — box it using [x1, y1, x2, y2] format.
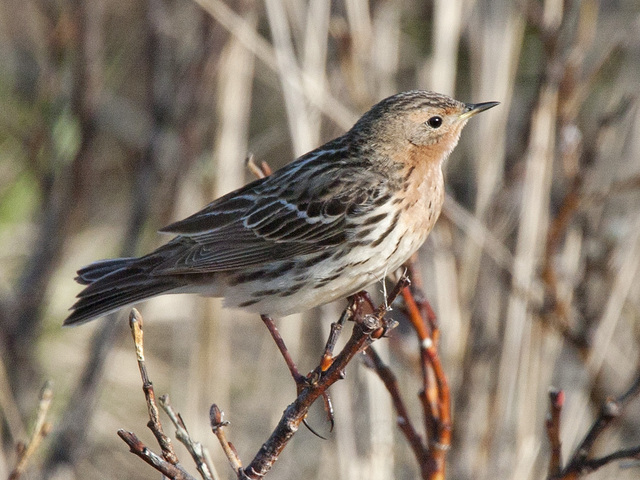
[153, 151, 394, 275]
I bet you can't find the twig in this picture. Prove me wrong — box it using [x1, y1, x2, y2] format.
[240, 277, 405, 479]
[210, 404, 247, 479]
[245, 153, 273, 178]
[129, 308, 178, 464]
[548, 372, 640, 478]
[117, 430, 196, 480]
[8, 381, 54, 480]
[364, 346, 426, 465]
[261, 315, 306, 386]
[159, 394, 217, 480]
[119, 309, 211, 479]
[121, 279, 405, 479]
[546, 388, 565, 477]
[319, 300, 355, 371]
[394, 258, 451, 480]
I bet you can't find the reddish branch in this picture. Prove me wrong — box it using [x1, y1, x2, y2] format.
[363, 258, 451, 480]
[546, 388, 565, 477]
[404, 262, 451, 479]
[546, 373, 640, 479]
[365, 347, 426, 465]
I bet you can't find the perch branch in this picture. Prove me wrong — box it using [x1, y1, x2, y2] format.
[240, 276, 407, 479]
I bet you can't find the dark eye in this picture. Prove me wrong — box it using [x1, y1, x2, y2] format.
[427, 116, 443, 128]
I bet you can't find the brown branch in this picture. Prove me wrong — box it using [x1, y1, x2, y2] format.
[128, 308, 178, 464]
[117, 430, 196, 480]
[548, 372, 640, 479]
[210, 404, 247, 479]
[118, 309, 209, 479]
[391, 258, 451, 480]
[120, 279, 405, 479]
[261, 315, 305, 385]
[320, 300, 356, 371]
[8, 381, 54, 480]
[546, 388, 565, 477]
[159, 395, 217, 480]
[577, 445, 640, 474]
[240, 277, 406, 479]
[364, 346, 426, 464]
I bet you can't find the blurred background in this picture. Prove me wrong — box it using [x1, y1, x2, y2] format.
[1, 0, 640, 478]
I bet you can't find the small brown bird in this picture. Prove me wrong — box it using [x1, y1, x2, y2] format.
[65, 91, 497, 326]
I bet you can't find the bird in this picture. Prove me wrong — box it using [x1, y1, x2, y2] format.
[65, 91, 498, 326]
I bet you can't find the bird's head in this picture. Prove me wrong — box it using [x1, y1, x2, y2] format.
[351, 90, 498, 161]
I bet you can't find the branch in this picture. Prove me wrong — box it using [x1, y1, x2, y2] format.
[360, 257, 452, 479]
[239, 277, 405, 478]
[128, 309, 178, 464]
[548, 372, 640, 479]
[118, 309, 209, 479]
[8, 381, 54, 480]
[364, 346, 426, 463]
[546, 388, 565, 477]
[159, 395, 217, 480]
[400, 259, 451, 479]
[120, 279, 404, 479]
[210, 404, 246, 479]
[117, 430, 196, 480]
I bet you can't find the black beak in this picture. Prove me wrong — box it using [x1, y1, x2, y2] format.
[460, 101, 500, 119]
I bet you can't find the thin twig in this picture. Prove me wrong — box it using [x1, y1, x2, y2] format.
[117, 430, 196, 480]
[210, 404, 247, 479]
[549, 372, 640, 478]
[245, 154, 272, 179]
[546, 388, 564, 477]
[319, 300, 354, 371]
[364, 346, 426, 464]
[241, 278, 404, 478]
[8, 381, 54, 480]
[578, 445, 640, 473]
[129, 308, 178, 464]
[261, 314, 305, 386]
[159, 394, 217, 480]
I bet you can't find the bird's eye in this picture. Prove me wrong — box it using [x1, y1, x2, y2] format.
[427, 116, 443, 128]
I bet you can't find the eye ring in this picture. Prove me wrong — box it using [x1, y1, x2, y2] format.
[427, 116, 443, 128]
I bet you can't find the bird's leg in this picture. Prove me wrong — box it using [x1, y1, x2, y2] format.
[319, 305, 351, 372]
[262, 313, 337, 437]
[318, 293, 367, 372]
[308, 293, 367, 431]
[260, 315, 306, 389]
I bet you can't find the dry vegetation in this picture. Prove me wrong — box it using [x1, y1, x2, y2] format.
[1, 0, 640, 479]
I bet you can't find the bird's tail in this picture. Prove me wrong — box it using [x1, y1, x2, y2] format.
[64, 257, 179, 326]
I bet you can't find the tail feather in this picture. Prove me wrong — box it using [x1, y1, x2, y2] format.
[65, 257, 181, 326]
[75, 258, 137, 285]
